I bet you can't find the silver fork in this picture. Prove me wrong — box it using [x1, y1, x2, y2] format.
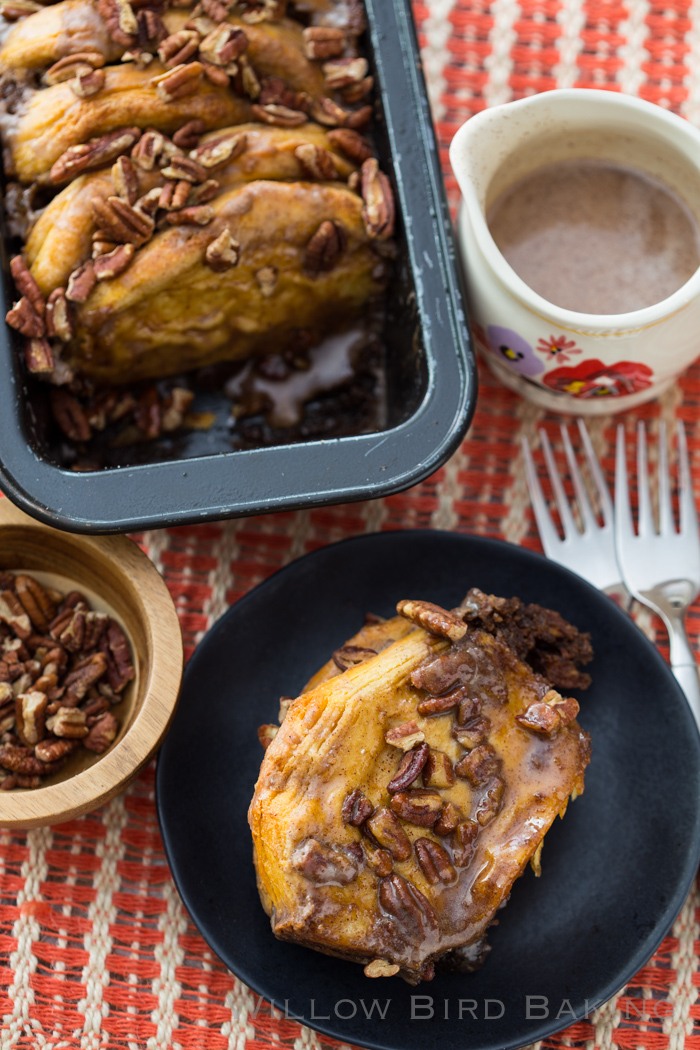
[521, 422, 630, 607]
[615, 421, 700, 726]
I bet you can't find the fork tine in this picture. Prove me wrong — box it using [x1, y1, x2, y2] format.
[636, 421, 654, 537]
[657, 420, 675, 537]
[677, 419, 699, 536]
[539, 428, 578, 540]
[577, 419, 614, 527]
[560, 424, 597, 534]
[521, 437, 564, 556]
[615, 424, 636, 542]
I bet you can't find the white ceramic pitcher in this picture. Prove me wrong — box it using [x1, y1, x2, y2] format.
[450, 89, 700, 414]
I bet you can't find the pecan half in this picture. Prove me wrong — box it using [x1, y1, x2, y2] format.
[91, 196, 155, 246]
[515, 701, 561, 734]
[454, 743, 500, 786]
[71, 68, 105, 98]
[63, 652, 108, 704]
[384, 721, 425, 752]
[6, 297, 44, 338]
[50, 128, 142, 184]
[59, 610, 86, 653]
[15, 691, 47, 746]
[397, 599, 467, 642]
[35, 737, 79, 763]
[0, 0, 42, 20]
[364, 959, 399, 978]
[422, 748, 454, 789]
[416, 688, 462, 717]
[415, 837, 455, 884]
[94, 243, 135, 281]
[14, 576, 55, 634]
[200, 24, 248, 65]
[251, 103, 307, 127]
[361, 158, 395, 239]
[475, 776, 505, 827]
[66, 261, 97, 303]
[341, 75, 373, 103]
[131, 129, 177, 170]
[257, 723, 278, 748]
[112, 155, 139, 204]
[331, 644, 376, 671]
[452, 716, 490, 749]
[291, 838, 358, 885]
[102, 621, 134, 693]
[0, 592, 31, 639]
[323, 56, 368, 89]
[50, 389, 91, 442]
[327, 128, 373, 164]
[363, 842, 392, 876]
[205, 228, 240, 272]
[45, 289, 74, 342]
[387, 741, 429, 792]
[411, 648, 477, 695]
[158, 29, 200, 67]
[192, 131, 247, 168]
[390, 788, 443, 828]
[378, 873, 438, 939]
[173, 119, 206, 149]
[166, 204, 214, 226]
[294, 143, 338, 181]
[341, 787, 373, 826]
[302, 26, 345, 60]
[452, 819, 478, 865]
[46, 706, 88, 739]
[434, 800, 463, 836]
[365, 806, 411, 861]
[305, 220, 346, 274]
[84, 712, 119, 753]
[10, 256, 45, 318]
[309, 96, 351, 128]
[151, 62, 204, 101]
[457, 695, 482, 725]
[161, 154, 207, 183]
[200, 0, 232, 21]
[0, 743, 52, 775]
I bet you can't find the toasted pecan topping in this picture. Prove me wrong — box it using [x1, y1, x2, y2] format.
[302, 26, 346, 60]
[384, 721, 425, 752]
[51, 128, 142, 184]
[387, 741, 429, 792]
[397, 599, 467, 642]
[205, 229, 240, 272]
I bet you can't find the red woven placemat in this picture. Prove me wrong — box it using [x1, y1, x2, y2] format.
[3, 1, 700, 1046]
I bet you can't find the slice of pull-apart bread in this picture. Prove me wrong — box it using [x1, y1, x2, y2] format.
[249, 591, 592, 984]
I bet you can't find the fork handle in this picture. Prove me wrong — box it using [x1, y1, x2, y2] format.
[665, 610, 700, 730]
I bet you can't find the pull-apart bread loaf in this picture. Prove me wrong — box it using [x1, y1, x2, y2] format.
[0, 0, 392, 387]
[249, 589, 592, 983]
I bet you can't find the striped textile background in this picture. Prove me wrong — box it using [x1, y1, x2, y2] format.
[2, 0, 700, 1046]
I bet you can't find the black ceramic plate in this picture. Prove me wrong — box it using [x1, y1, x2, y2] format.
[156, 530, 700, 1050]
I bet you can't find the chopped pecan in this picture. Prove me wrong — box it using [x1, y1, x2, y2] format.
[33, 673, 58, 695]
[543, 689, 580, 725]
[63, 652, 108, 704]
[452, 819, 478, 865]
[151, 62, 204, 101]
[291, 838, 358, 885]
[323, 56, 368, 89]
[200, 0, 232, 21]
[390, 788, 443, 828]
[397, 599, 467, 642]
[475, 776, 505, 827]
[45, 289, 74, 342]
[205, 228, 240, 271]
[305, 220, 346, 274]
[10, 256, 45, 318]
[15, 691, 47, 746]
[255, 266, 277, 297]
[422, 749, 454, 789]
[50, 390, 91, 442]
[257, 723, 278, 748]
[46, 706, 88, 739]
[161, 388, 195, 430]
[416, 688, 463, 717]
[378, 873, 438, 939]
[192, 131, 247, 168]
[361, 158, 395, 239]
[365, 806, 411, 861]
[515, 701, 561, 734]
[434, 800, 463, 836]
[453, 716, 490, 749]
[457, 695, 482, 725]
[0, 703, 14, 734]
[94, 243, 135, 281]
[251, 103, 307, 127]
[341, 787, 373, 826]
[364, 958, 400, 978]
[91, 196, 155, 246]
[200, 24, 248, 65]
[327, 128, 373, 164]
[173, 119, 206, 149]
[384, 721, 425, 752]
[84, 712, 119, 753]
[112, 155, 139, 204]
[6, 297, 44, 338]
[50, 128, 142, 184]
[66, 260, 97, 303]
[166, 204, 214, 226]
[294, 143, 338, 181]
[0, 592, 31, 639]
[331, 644, 376, 671]
[82, 694, 110, 721]
[14, 576, 55, 634]
[161, 154, 208, 183]
[240, 0, 284, 22]
[35, 737, 79, 763]
[411, 648, 477, 695]
[302, 26, 345, 60]
[454, 743, 500, 786]
[71, 68, 105, 98]
[415, 837, 455, 884]
[363, 842, 392, 876]
[387, 741, 429, 792]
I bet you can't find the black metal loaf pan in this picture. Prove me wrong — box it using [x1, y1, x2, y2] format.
[0, 0, 476, 534]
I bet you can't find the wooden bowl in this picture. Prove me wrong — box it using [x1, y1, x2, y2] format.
[0, 499, 183, 828]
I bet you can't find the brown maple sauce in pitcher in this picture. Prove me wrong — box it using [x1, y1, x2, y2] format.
[486, 158, 700, 315]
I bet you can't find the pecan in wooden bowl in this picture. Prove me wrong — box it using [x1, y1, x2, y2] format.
[0, 498, 182, 828]
[249, 589, 592, 984]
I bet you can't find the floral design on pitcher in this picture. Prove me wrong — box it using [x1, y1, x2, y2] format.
[536, 335, 582, 363]
[542, 359, 654, 398]
[486, 326, 544, 377]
